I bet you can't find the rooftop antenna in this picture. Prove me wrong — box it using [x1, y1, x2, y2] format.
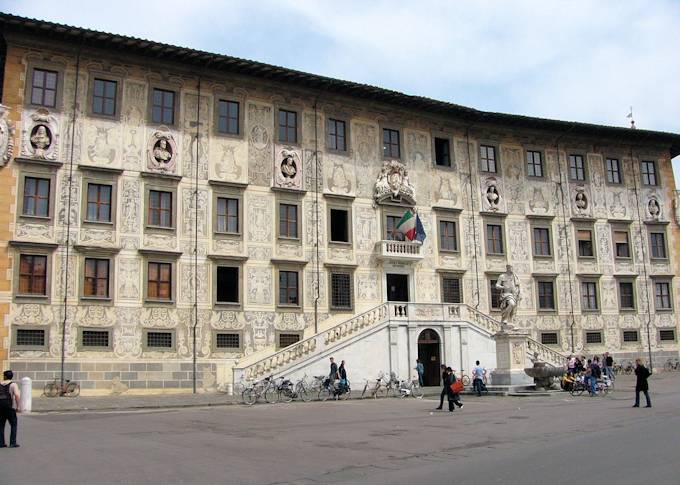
[627, 106, 636, 129]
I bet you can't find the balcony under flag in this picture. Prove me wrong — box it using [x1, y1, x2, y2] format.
[396, 209, 426, 243]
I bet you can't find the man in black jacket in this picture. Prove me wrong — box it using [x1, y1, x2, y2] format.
[435, 364, 448, 410]
[633, 358, 651, 408]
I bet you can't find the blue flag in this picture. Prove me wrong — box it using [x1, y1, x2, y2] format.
[414, 213, 426, 243]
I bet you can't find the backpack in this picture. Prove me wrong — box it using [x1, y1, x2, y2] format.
[0, 382, 13, 408]
[592, 365, 601, 378]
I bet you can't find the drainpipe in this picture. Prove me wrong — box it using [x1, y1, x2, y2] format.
[313, 94, 321, 334]
[464, 116, 483, 308]
[192, 74, 201, 394]
[60, 39, 83, 389]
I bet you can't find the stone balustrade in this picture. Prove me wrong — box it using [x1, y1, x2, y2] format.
[377, 240, 424, 261]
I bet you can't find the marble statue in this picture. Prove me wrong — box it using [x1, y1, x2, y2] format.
[496, 264, 521, 329]
[281, 153, 297, 178]
[153, 138, 172, 164]
[30, 124, 51, 156]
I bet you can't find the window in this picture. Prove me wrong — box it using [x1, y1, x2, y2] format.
[146, 331, 173, 349]
[581, 281, 598, 311]
[659, 329, 676, 342]
[585, 331, 603, 344]
[327, 118, 347, 152]
[83, 258, 110, 298]
[85, 183, 112, 223]
[569, 154, 586, 181]
[526, 150, 543, 177]
[216, 266, 239, 304]
[649, 231, 667, 259]
[330, 272, 352, 310]
[434, 137, 450, 167]
[81, 329, 110, 348]
[18, 254, 47, 296]
[147, 262, 172, 301]
[541, 332, 559, 345]
[442, 276, 462, 303]
[618, 281, 635, 310]
[486, 224, 504, 255]
[489, 279, 501, 310]
[92, 78, 117, 116]
[278, 332, 301, 349]
[329, 208, 350, 243]
[480, 145, 497, 173]
[217, 100, 239, 135]
[215, 332, 241, 349]
[641, 160, 657, 186]
[382, 128, 400, 158]
[622, 330, 639, 343]
[30, 68, 58, 107]
[278, 109, 298, 143]
[148, 190, 173, 228]
[151, 88, 176, 125]
[577, 229, 594, 257]
[22, 177, 50, 217]
[533, 227, 551, 257]
[279, 203, 298, 239]
[279, 270, 300, 306]
[613, 230, 630, 258]
[537, 281, 555, 310]
[606, 158, 621, 184]
[439, 220, 458, 252]
[15, 328, 46, 347]
[654, 281, 672, 310]
[386, 215, 404, 241]
[216, 197, 239, 233]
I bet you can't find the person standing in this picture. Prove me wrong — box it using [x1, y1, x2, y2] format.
[435, 364, 448, 410]
[603, 352, 614, 380]
[444, 367, 464, 412]
[338, 360, 348, 393]
[0, 370, 21, 448]
[472, 361, 485, 397]
[326, 357, 339, 390]
[633, 358, 652, 408]
[415, 359, 424, 387]
[567, 355, 576, 375]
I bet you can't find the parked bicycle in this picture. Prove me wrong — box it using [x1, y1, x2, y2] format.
[398, 378, 424, 399]
[361, 372, 387, 399]
[44, 378, 80, 397]
[292, 374, 316, 402]
[569, 375, 611, 396]
[664, 358, 680, 372]
[241, 375, 275, 406]
[319, 378, 351, 401]
[264, 376, 295, 404]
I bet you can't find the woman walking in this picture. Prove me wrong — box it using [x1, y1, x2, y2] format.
[633, 358, 651, 408]
[444, 367, 463, 413]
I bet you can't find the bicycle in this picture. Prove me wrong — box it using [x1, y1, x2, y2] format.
[44, 378, 80, 397]
[664, 358, 680, 372]
[383, 372, 401, 398]
[318, 379, 351, 401]
[241, 375, 274, 405]
[361, 372, 387, 399]
[292, 375, 315, 402]
[398, 379, 424, 399]
[264, 376, 295, 404]
[457, 370, 471, 387]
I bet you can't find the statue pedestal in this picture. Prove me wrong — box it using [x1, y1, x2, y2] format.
[491, 331, 533, 388]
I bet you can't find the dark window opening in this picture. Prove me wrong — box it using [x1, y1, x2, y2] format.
[434, 137, 450, 167]
[641, 161, 657, 186]
[147, 262, 172, 300]
[331, 272, 352, 309]
[86, 183, 112, 222]
[527, 150, 543, 177]
[486, 224, 504, 254]
[278, 333, 301, 348]
[623, 330, 639, 343]
[330, 208, 349, 243]
[614, 231, 630, 258]
[533, 227, 551, 256]
[577, 229, 594, 257]
[92, 78, 117, 116]
[218, 100, 239, 134]
[279, 270, 299, 306]
[31, 68, 58, 107]
[442, 277, 461, 303]
[147, 331, 173, 348]
[537, 281, 555, 310]
[480, 145, 497, 173]
[16, 329, 45, 347]
[439, 220, 458, 251]
[581, 281, 598, 310]
[327, 118, 346, 151]
[279, 203, 298, 238]
[23, 177, 50, 217]
[216, 332, 240, 349]
[585, 332, 602, 344]
[650, 232, 667, 259]
[606, 158, 621, 184]
[152, 88, 175, 125]
[84, 258, 110, 298]
[655, 282, 671, 310]
[569, 154, 586, 181]
[216, 197, 239, 233]
[619, 282, 635, 309]
[278, 109, 298, 143]
[382, 128, 400, 158]
[659, 329, 675, 341]
[489, 279, 501, 309]
[82, 330, 109, 347]
[148, 190, 173, 228]
[19, 254, 47, 295]
[541, 332, 559, 345]
[216, 266, 239, 304]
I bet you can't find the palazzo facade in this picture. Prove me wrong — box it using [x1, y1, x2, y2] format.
[0, 13, 679, 393]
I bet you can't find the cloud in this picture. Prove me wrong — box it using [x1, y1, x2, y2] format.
[4, 0, 680, 180]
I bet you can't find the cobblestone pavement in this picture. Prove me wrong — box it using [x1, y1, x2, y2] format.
[1, 373, 677, 485]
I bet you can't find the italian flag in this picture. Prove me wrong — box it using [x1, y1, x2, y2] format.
[396, 210, 426, 242]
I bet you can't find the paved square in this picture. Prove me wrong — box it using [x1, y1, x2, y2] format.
[1, 374, 679, 484]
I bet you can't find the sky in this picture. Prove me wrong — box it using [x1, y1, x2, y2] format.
[2, 0, 679, 182]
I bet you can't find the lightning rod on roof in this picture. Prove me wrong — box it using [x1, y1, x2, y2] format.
[626, 106, 636, 129]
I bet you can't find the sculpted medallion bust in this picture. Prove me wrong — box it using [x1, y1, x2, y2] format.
[30, 124, 51, 156]
[153, 139, 172, 164]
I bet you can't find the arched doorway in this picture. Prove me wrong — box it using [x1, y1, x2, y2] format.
[417, 329, 441, 386]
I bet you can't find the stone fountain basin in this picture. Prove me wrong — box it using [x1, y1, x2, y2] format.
[524, 365, 566, 379]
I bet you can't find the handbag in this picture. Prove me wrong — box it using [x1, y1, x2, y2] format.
[450, 380, 464, 394]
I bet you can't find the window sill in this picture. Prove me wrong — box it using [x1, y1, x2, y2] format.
[577, 256, 597, 261]
[278, 237, 301, 243]
[330, 307, 354, 312]
[618, 308, 637, 313]
[537, 309, 558, 314]
[143, 347, 176, 352]
[434, 163, 454, 170]
[80, 297, 113, 304]
[214, 231, 242, 238]
[145, 225, 176, 232]
[144, 299, 175, 305]
[486, 253, 506, 257]
[14, 294, 49, 301]
[19, 215, 52, 222]
[533, 255, 554, 260]
[581, 309, 601, 314]
[650, 258, 670, 262]
[83, 220, 114, 227]
[439, 249, 460, 255]
[277, 304, 302, 311]
[329, 241, 352, 246]
[214, 302, 241, 309]
[13, 346, 49, 352]
[654, 308, 673, 313]
[78, 346, 113, 352]
[614, 257, 633, 262]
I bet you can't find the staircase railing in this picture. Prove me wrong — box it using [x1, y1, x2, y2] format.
[526, 337, 568, 367]
[236, 303, 389, 380]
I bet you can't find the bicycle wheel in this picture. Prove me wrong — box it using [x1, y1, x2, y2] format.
[44, 382, 59, 398]
[340, 388, 351, 400]
[411, 383, 424, 399]
[264, 387, 280, 404]
[242, 389, 257, 406]
[280, 387, 294, 403]
[374, 385, 387, 399]
[297, 384, 312, 402]
[318, 387, 333, 402]
[600, 383, 610, 396]
[462, 376, 471, 387]
[66, 382, 80, 397]
[570, 385, 584, 397]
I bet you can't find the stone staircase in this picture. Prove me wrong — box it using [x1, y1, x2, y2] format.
[232, 302, 567, 384]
